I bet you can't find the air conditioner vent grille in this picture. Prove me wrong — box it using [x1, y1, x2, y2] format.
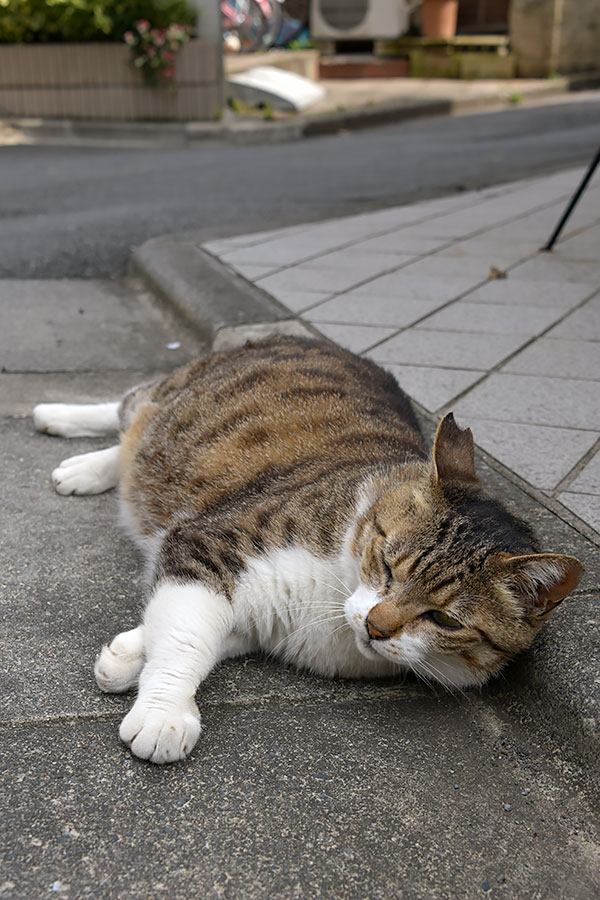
[319, 1, 369, 31]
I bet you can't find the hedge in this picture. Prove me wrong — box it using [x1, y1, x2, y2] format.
[0, 0, 196, 43]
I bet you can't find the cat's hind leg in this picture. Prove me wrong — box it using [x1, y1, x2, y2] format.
[33, 402, 120, 438]
[119, 580, 234, 764]
[52, 445, 120, 495]
[95, 626, 145, 693]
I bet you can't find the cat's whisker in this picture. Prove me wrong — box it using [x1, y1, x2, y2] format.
[416, 658, 466, 697]
[407, 660, 436, 691]
[233, 602, 345, 640]
[329, 621, 350, 637]
[268, 613, 348, 658]
[319, 565, 354, 595]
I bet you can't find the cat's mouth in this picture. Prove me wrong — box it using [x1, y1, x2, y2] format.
[355, 630, 381, 661]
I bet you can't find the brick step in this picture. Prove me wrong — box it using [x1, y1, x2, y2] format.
[319, 55, 410, 80]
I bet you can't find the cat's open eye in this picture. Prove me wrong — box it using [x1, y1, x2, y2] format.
[429, 610, 463, 629]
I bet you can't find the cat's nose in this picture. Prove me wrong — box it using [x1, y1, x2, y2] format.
[366, 618, 389, 640]
[366, 601, 402, 640]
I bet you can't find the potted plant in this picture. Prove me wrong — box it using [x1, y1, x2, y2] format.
[421, 0, 459, 39]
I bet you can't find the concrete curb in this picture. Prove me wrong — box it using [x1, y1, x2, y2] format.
[4, 71, 600, 148]
[132, 229, 599, 782]
[130, 235, 289, 341]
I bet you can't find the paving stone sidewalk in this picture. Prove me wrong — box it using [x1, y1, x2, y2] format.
[202, 166, 600, 535]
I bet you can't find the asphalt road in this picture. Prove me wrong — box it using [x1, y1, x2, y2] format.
[1, 97, 599, 279]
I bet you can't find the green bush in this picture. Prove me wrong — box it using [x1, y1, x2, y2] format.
[0, 0, 196, 43]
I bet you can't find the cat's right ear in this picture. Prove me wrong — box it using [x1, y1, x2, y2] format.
[431, 413, 479, 486]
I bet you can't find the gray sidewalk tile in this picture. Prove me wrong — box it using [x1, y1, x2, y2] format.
[348, 271, 476, 301]
[309, 323, 397, 354]
[558, 492, 600, 531]
[256, 266, 369, 295]
[509, 256, 600, 283]
[226, 262, 277, 280]
[385, 365, 485, 412]
[307, 293, 444, 328]
[458, 419, 599, 490]
[462, 279, 596, 309]
[301, 248, 414, 275]
[202, 227, 310, 254]
[219, 234, 355, 267]
[436, 241, 526, 268]
[565, 449, 600, 495]
[399, 255, 501, 281]
[452, 373, 600, 430]
[349, 233, 447, 256]
[552, 224, 600, 262]
[258, 289, 333, 313]
[503, 338, 599, 380]
[414, 301, 563, 335]
[546, 297, 600, 341]
[368, 329, 527, 370]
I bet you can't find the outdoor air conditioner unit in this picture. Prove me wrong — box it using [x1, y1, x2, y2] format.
[311, 0, 421, 41]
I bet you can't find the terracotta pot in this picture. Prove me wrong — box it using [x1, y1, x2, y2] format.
[421, 0, 459, 39]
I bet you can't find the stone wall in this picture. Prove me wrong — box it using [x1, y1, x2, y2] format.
[510, 0, 600, 77]
[0, 41, 222, 121]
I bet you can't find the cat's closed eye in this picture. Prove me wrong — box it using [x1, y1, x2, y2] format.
[427, 610, 463, 630]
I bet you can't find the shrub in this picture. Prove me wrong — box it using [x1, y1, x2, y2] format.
[0, 0, 196, 43]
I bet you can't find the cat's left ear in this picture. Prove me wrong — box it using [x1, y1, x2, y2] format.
[432, 413, 480, 485]
[502, 553, 584, 619]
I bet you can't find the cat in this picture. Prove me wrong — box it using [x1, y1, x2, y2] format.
[33, 335, 583, 765]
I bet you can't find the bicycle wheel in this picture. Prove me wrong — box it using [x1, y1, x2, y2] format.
[222, 0, 269, 53]
[255, 0, 283, 49]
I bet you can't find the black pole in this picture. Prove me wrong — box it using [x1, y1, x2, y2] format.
[541, 146, 600, 252]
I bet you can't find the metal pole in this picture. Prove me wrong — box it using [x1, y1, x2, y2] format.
[541, 147, 600, 251]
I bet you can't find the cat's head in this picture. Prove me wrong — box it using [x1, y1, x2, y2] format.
[345, 413, 584, 689]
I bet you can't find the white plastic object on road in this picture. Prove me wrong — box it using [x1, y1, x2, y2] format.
[227, 65, 326, 113]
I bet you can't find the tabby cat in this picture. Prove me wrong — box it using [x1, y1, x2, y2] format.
[33, 336, 583, 764]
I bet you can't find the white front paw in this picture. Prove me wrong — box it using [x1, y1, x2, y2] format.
[119, 700, 201, 764]
[51, 449, 117, 495]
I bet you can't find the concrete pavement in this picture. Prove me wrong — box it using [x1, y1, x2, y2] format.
[1, 165, 599, 898]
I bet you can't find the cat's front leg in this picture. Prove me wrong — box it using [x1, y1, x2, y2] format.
[119, 580, 234, 764]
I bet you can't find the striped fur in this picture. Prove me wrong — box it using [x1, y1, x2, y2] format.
[117, 334, 583, 685]
[44, 334, 583, 762]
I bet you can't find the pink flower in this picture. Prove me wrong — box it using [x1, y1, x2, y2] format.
[163, 66, 176, 80]
[162, 49, 175, 61]
[146, 46, 156, 57]
[123, 31, 135, 45]
[136, 19, 150, 33]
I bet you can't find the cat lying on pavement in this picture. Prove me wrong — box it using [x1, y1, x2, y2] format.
[33, 336, 583, 764]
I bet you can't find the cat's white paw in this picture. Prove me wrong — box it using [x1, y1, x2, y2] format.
[95, 627, 145, 693]
[51, 447, 119, 495]
[120, 699, 201, 764]
[33, 402, 120, 437]
[33, 403, 80, 437]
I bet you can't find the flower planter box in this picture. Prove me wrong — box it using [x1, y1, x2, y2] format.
[0, 40, 222, 120]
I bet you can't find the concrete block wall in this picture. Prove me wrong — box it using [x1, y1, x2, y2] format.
[510, 0, 600, 77]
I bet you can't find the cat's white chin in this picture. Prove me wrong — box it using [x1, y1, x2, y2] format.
[354, 632, 381, 661]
